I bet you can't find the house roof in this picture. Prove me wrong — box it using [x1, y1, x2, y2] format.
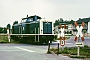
[77, 18, 90, 23]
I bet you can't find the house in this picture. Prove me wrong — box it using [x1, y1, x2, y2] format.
[54, 22, 73, 35]
[54, 17, 90, 36]
[54, 17, 90, 35]
[76, 18, 90, 34]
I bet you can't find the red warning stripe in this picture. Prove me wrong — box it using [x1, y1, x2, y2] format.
[74, 22, 85, 42]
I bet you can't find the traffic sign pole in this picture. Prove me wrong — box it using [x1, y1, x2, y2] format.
[48, 41, 50, 53]
[59, 25, 66, 46]
[57, 25, 66, 55]
[77, 46, 80, 56]
[77, 36, 80, 56]
[57, 40, 60, 55]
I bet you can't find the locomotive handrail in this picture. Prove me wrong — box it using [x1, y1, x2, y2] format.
[0, 34, 71, 36]
[10, 34, 57, 35]
[0, 34, 71, 37]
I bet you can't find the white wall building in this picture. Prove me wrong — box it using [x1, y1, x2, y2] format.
[77, 18, 90, 34]
[88, 21, 90, 33]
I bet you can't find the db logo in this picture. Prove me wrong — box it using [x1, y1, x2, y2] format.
[74, 22, 85, 41]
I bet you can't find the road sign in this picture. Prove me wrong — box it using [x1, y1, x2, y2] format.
[76, 42, 84, 47]
[60, 40, 65, 46]
[74, 22, 85, 41]
[58, 25, 66, 46]
[58, 25, 66, 40]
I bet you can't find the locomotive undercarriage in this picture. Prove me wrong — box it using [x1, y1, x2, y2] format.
[11, 35, 54, 44]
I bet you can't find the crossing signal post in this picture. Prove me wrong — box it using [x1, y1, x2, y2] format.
[57, 25, 66, 54]
[57, 40, 60, 55]
[7, 28, 10, 42]
[74, 22, 85, 56]
[58, 25, 66, 46]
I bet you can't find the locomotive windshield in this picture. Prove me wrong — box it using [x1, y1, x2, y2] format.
[43, 22, 52, 34]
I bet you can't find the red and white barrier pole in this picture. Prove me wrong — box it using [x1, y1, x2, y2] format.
[7, 29, 10, 42]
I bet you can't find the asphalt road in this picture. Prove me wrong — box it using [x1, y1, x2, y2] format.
[0, 36, 89, 60]
[0, 43, 80, 60]
[51, 36, 90, 48]
[65, 36, 90, 47]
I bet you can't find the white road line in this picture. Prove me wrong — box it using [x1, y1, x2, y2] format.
[66, 43, 72, 44]
[0, 50, 23, 51]
[15, 47, 35, 52]
[52, 42, 72, 44]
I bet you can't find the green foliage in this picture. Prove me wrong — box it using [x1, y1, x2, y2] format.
[0, 27, 3, 33]
[54, 35, 57, 40]
[49, 45, 90, 58]
[0, 27, 7, 33]
[47, 51, 52, 54]
[13, 21, 18, 25]
[0, 36, 8, 43]
[80, 45, 90, 57]
[54, 20, 59, 26]
[84, 45, 89, 48]
[54, 18, 74, 26]
[83, 30, 87, 34]
[7, 24, 11, 29]
[50, 47, 55, 51]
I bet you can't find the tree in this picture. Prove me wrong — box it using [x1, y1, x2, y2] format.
[13, 21, 18, 25]
[83, 30, 86, 34]
[7, 24, 11, 29]
[54, 18, 64, 26]
[70, 20, 74, 23]
[60, 18, 63, 22]
[0, 27, 3, 33]
[54, 20, 59, 26]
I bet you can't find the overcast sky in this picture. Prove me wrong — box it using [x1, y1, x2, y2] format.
[0, 0, 90, 27]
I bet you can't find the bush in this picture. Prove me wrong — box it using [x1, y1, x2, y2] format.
[84, 45, 89, 48]
[0, 36, 8, 43]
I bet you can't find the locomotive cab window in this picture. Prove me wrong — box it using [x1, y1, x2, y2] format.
[43, 22, 52, 34]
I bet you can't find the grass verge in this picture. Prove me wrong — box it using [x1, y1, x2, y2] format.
[47, 45, 90, 59]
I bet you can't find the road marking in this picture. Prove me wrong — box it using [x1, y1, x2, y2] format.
[66, 43, 72, 44]
[52, 41, 72, 44]
[0, 50, 23, 51]
[15, 47, 35, 52]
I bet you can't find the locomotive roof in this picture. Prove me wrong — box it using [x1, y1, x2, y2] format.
[13, 23, 21, 26]
[22, 21, 39, 24]
[22, 15, 42, 20]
